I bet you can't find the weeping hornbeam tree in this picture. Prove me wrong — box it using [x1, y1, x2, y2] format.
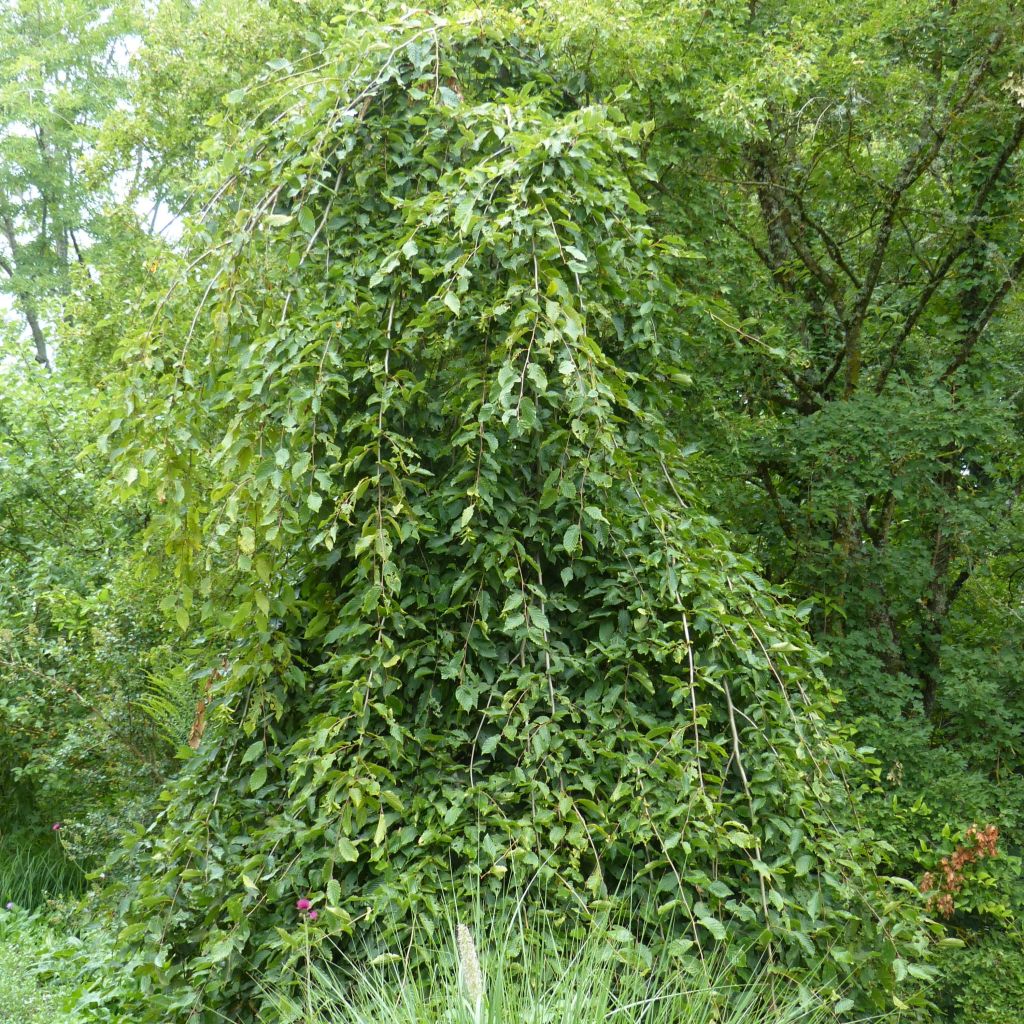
[108, 8, 928, 1020]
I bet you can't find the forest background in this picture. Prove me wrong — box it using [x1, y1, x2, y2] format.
[1, 1, 1023, 1022]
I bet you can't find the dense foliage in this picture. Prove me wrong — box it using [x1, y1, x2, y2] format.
[0, 2, 1022, 1023]
[99, 10, 931, 1018]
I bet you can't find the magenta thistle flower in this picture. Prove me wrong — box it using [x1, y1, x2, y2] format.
[306, 909, 318, 922]
[52, 822, 62, 831]
[295, 898, 311, 910]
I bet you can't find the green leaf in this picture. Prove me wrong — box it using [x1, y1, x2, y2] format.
[297, 207, 316, 234]
[697, 913, 727, 941]
[208, 937, 235, 962]
[241, 740, 263, 765]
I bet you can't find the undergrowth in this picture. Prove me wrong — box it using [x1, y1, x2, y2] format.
[0, 838, 84, 910]
[264, 903, 844, 1024]
[0, 907, 75, 1024]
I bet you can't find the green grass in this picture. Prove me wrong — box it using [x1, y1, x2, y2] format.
[264, 906, 841, 1024]
[0, 839, 84, 910]
[0, 910, 75, 1024]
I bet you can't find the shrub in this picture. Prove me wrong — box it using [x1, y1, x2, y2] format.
[100, 5, 930, 1020]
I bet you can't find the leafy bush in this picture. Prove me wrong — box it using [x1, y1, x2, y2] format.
[0, 367, 172, 868]
[936, 932, 1024, 1024]
[97, 5, 929, 1021]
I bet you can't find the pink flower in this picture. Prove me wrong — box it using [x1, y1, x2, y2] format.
[307, 910, 318, 922]
[295, 898, 311, 911]
[52, 823, 62, 831]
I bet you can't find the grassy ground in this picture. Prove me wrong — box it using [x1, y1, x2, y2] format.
[0, 912, 74, 1024]
[264, 908, 838, 1024]
[0, 901, 842, 1024]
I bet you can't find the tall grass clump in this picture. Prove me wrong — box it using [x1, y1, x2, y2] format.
[264, 906, 841, 1024]
[0, 838, 85, 909]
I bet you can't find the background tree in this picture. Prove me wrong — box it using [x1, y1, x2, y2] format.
[0, 0, 136, 366]
[538, 0, 1024, 1018]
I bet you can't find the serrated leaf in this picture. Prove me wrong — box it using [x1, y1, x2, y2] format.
[697, 913, 727, 941]
[528, 605, 550, 631]
[208, 937, 235, 962]
[807, 889, 821, 920]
